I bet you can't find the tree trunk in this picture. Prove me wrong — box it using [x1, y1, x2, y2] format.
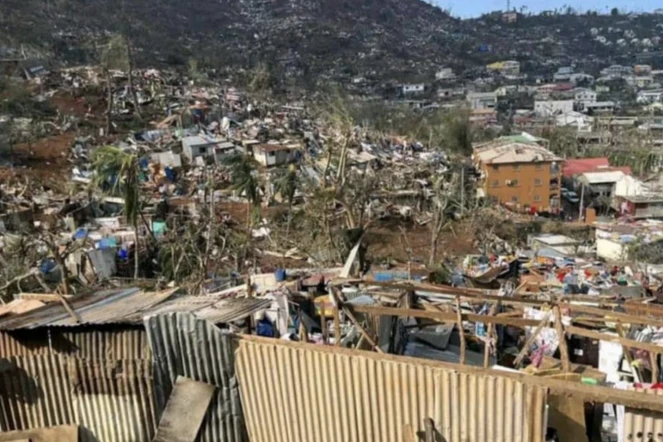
[125, 36, 141, 118]
[105, 69, 113, 136]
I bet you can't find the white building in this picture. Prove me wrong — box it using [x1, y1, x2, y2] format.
[556, 111, 593, 131]
[637, 90, 663, 104]
[253, 144, 297, 167]
[435, 68, 455, 81]
[181, 135, 231, 161]
[600, 65, 634, 78]
[534, 100, 574, 117]
[402, 84, 425, 94]
[584, 101, 615, 114]
[466, 92, 497, 110]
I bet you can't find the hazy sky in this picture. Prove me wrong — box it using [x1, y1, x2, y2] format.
[433, 0, 661, 18]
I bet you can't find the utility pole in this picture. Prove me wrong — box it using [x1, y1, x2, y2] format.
[460, 165, 465, 217]
[579, 183, 585, 222]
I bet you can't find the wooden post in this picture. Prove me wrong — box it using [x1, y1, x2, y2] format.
[651, 352, 659, 384]
[456, 297, 466, 365]
[424, 418, 435, 442]
[513, 310, 551, 367]
[484, 302, 499, 368]
[332, 289, 342, 346]
[553, 306, 570, 372]
[320, 313, 328, 344]
[616, 322, 642, 383]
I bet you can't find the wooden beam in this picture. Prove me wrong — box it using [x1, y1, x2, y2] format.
[514, 310, 551, 367]
[484, 302, 500, 368]
[424, 418, 435, 442]
[616, 323, 641, 383]
[554, 306, 570, 372]
[561, 302, 663, 328]
[651, 353, 659, 384]
[343, 307, 384, 354]
[566, 325, 663, 355]
[331, 289, 341, 347]
[350, 304, 541, 328]
[455, 297, 466, 365]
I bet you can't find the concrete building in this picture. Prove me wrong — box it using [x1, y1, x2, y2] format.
[181, 135, 231, 161]
[466, 92, 497, 110]
[253, 144, 297, 167]
[637, 89, 663, 104]
[584, 101, 615, 114]
[435, 68, 455, 81]
[473, 140, 562, 212]
[402, 84, 425, 95]
[534, 100, 574, 117]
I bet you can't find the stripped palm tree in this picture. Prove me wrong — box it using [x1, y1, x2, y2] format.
[91, 146, 142, 278]
[223, 153, 261, 228]
[274, 164, 299, 235]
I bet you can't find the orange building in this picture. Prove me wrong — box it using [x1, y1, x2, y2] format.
[473, 141, 562, 213]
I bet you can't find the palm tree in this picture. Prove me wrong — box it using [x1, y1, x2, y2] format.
[223, 153, 261, 228]
[91, 146, 142, 278]
[274, 165, 299, 235]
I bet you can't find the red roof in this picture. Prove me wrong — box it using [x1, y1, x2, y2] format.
[563, 158, 632, 178]
[563, 158, 609, 177]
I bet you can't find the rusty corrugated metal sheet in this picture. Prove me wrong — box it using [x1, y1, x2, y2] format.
[0, 330, 51, 357]
[0, 328, 149, 360]
[68, 357, 157, 442]
[58, 328, 150, 360]
[0, 355, 157, 442]
[144, 313, 246, 442]
[0, 355, 75, 431]
[623, 388, 663, 442]
[235, 338, 548, 442]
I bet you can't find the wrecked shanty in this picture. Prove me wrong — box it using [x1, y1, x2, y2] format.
[0, 272, 661, 441]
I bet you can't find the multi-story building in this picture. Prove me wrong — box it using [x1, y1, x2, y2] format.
[473, 140, 562, 212]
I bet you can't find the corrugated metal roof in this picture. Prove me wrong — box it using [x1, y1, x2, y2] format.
[0, 288, 269, 331]
[144, 313, 246, 442]
[235, 337, 548, 442]
[474, 141, 560, 165]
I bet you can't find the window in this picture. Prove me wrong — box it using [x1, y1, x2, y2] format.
[511, 196, 519, 203]
[492, 180, 499, 187]
[508, 179, 519, 187]
[513, 164, 520, 171]
[534, 195, 541, 202]
[534, 178, 542, 187]
[268, 151, 276, 157]
[492, 165, 499, 171]
[199, 147, 207, 154]
[535, 163, 543, 170]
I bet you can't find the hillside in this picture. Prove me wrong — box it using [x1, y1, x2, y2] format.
[0, 0, 473, 83]
[1, 0, 663, 85]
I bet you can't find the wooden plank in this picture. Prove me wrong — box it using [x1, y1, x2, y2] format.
[560, 302, 663, 328]
[554, 306, 570, 372]
[424, 418, 435, 442]
[566, 325, 663, 354]
[484, 302, 499, 368]
[153, 376, 216, 442]
[331, 289, 341, 346]
[18, 293, 74, 302]
[350, 304, 542, 328]
[616, 323, 641, 383]
[651, 353, 659, 383]
[344, 306, 384, 354]
[455, 297, 466, 365]
[514, 310, 551, 367]
[402, 424, 416, 442]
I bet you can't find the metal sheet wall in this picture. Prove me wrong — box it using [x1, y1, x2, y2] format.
[623, 388, 663, 442]
[0, 355, 157, 442]
[235, 338, 548, 442]
[0, 355, 74, 431]
[144, 313, 246, 442]
[0, 328, 150, 360]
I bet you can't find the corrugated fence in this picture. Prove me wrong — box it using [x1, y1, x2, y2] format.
[235, 337, 548, 442]
[0, 355, 157, 442]
[623, 388, 663, 442]
[144, 312, 246, 442]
